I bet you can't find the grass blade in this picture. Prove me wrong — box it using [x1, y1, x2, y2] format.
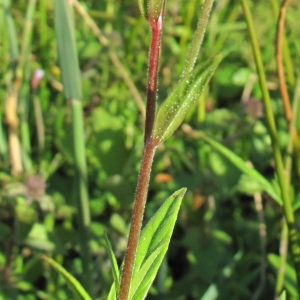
[201, 134, 282, 206]
[54, 0, 92, 294]
[41, 255, 92, 300]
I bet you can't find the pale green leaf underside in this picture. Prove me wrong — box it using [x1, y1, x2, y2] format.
[153, 54, 222, 144]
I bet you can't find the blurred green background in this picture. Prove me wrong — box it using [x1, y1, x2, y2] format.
[1, 0, 300, 299]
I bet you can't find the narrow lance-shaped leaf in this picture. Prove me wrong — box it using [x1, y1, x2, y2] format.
[41, 255, 92, 300]
[128, 188, 187, 300]
[130, 243, 166, 300]
[153, 54, 222, 144]
[104, 232, 120, 293]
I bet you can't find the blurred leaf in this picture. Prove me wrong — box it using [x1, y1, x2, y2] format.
[89, 197, 106, 217]
[88, 108, 130, 176]
[104, 233, 120, 295]
[25, 223, 55, 251]
[110, 213, 128, 235]
[153, 54, 222, 144]
[3, 0, 19, 63]
[208, 150, 241, 193]
[211, 229, 232, 244]
[200, 284, 218, 300]
[201, 134, 282, 205]
[232, 68, 251, 86]
[15, 200, 37, 242]
[41, 255, 92, 300]
[128, 188, 186, 300]
[205, 108, 238, 128]
[280, 290, 287, 300]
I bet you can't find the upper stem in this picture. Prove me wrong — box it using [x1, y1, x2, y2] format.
[144, 12, 164, 144]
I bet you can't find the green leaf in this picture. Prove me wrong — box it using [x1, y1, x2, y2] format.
[104, 232, 120, 294]
[201, 134, 282, 206]
[280, 290, 287, 300]
[131, 243, 166, 300]
[128, 188, 187, 300]
[41, 255, 92, 300]
[138, 0, 165, 21]
[107, 283, 117, 300]
[153, 54, 222, 144]
[138, 0, 148, 20]
[54, 0, 81, 100]
[268, 253, 298, 298]
[200, 284, 218, 300]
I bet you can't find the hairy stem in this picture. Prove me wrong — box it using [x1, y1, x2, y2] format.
[144, 11, 164, 144]
[118, 140, 157, 300]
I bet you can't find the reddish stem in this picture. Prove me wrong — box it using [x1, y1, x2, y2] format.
[118, 140, 157, 300]
[144, 13, 164, 144]
[118, 5, 165, 299]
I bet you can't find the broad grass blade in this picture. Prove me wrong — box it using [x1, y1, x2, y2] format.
[54, 0, 81, 99]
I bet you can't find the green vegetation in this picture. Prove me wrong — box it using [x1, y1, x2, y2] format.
[1, 0, 300, 299]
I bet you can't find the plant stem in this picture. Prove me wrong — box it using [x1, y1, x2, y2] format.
[144, 10, 164, 144]
[5, 0, 37, 175]
[118, 140, 157, 300]
[275, 219, 288, 299]
[275, 0, 292, 125]
[270, 0, 295, 88]
[240, 0, 300, 291]
[118, 6, 166, 297]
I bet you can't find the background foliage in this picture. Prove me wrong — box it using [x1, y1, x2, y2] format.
[1, 0, 300, 299]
